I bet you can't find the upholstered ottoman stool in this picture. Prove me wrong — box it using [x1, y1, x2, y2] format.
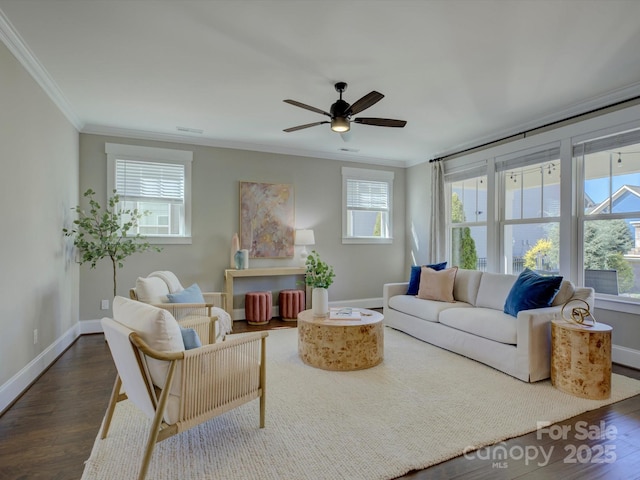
[279, 289, 305, 321]
[245, 291, 272, 325]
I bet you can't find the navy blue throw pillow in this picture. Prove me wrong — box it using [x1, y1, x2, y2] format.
[406, 262, 448, 295]
[504, 268, 563, 317]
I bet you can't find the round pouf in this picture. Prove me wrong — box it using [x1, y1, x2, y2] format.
[279, 289, 305, 321]
[245, 291, 272, 325]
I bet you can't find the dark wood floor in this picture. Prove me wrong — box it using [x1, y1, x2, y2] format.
[1, 319, 639, 480]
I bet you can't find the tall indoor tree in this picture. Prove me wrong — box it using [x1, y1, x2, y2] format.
[63, 189, 161, 297]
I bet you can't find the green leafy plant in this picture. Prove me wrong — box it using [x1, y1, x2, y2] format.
[304, 250, 335, 289]
[63, 188, 162, 297]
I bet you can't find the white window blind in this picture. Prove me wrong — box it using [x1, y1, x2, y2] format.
[346, 178, 389, 211]
[495, 143, 561, 172]
[115, 159, 185, 204]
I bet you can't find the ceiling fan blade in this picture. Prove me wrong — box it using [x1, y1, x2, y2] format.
[283, 99, 331, 117]
[348, 91, 384, 115]
[283, 121, 329, 132]
[354, 117, 407, 128]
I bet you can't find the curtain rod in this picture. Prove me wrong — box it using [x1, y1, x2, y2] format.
[428, 94, 640, 163]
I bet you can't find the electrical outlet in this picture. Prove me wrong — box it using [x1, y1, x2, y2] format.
[101, 299, 109, 310]
[33, 329, 38, 345]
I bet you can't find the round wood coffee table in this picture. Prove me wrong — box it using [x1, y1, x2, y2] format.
[297, 308, 384, 371]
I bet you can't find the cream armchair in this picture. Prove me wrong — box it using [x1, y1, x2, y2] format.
[100, 297, 267, 480]
[130, 271, 232, 343]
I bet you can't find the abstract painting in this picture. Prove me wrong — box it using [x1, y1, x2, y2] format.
[240, 182, 295, 258]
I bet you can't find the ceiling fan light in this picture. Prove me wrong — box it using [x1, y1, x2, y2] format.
[331, 117, 350, 132]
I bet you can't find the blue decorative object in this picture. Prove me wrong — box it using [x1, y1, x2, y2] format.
[234, 250, 243, 269]
[167, 283, 205, 303]
[504, 268, 563, 317]
[180, 327, 202, 350]
[406, 262, 448, 295]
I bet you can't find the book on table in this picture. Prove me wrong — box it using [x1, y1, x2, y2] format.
[329, 307, 361, 320]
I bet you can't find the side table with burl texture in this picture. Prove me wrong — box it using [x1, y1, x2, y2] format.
[551, 319, 612, 399]
[297, 309, 384, 371]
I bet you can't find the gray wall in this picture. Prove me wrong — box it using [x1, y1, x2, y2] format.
[79, 134, 407, 320]
[0, 41, 79, 388]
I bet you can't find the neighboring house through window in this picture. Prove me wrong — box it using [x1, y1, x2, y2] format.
[342, 167, 394, 244]
[574, 127, 640, 299]
[106, 143, 192, 244]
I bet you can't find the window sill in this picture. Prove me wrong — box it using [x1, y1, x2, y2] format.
[594, 295, 640, 315]
[342, 237, 393, 245]
[147, 236, 192, 245]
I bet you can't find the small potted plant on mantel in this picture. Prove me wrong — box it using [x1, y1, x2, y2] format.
[304, 250, 335, 316]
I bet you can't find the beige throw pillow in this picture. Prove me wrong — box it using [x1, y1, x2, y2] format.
[417, 266, 458, 302]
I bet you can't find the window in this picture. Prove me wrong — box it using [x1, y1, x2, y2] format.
[497, 145, 561, 275]
[342, 167, 393, 244]
[446, 165, 487, 271]
[575, 128, 640, 299]
[106, 143, 192, 244]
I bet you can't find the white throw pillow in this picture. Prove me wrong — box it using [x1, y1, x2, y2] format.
[148, 270, 183, 294]
[135, 276, 170, 303]
[112, 296, 184, 397]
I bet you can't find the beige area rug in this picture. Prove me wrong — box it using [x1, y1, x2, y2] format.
[82, 327, 640, 480]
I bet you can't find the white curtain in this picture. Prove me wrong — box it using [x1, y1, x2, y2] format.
[429, 160, 447, 262]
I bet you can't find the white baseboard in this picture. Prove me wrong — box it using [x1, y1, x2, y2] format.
[0, 323, 80, 415]
[232, 297, 383, 321]
[612, 345, 640, 370]
[80, 319, 104, 334]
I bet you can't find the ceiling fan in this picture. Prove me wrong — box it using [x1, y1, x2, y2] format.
[283, 82, 407, 134]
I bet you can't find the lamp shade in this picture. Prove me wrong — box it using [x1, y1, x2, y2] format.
[295, 229, 315, 246]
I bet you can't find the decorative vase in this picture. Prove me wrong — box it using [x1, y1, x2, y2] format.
[240, 249, 249, 269]
[312, 287, 329, 317]
[234, 250, 243, 269]
[231, 233, 240, 268]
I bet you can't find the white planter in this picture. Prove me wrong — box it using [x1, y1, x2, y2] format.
[312, 288, 329, 317]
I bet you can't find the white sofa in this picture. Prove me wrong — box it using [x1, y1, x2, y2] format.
[383, 269, 594, 382]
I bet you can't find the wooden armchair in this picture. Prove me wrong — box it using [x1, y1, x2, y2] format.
[130, 271, 232, 343]
[100, 297, 267, 480]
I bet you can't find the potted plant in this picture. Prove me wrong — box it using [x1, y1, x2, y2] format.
[304, 250, 335, 316]
[63, 188, 162, 297]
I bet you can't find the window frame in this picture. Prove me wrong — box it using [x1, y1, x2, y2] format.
[496, 144, 562, 275]
[574, 126, 640, 305]
[341, 166, 394, 244]
[106, 143, 193, 245]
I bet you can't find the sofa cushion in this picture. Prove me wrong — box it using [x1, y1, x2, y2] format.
[135, 276, 169, 304]
[439, 307, 517, 345]
[388, 295, 473, 322]
[167, 283, 205, 303]
[418, 266, 458, 302]
[504, 268, 563, 317]
[453, 269, 483, 305]
[551, 280, 575, 307]
[406, 262, 448, 295]
[475, 272, 517, 310]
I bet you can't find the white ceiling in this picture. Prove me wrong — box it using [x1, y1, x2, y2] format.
[1, 0, 640, 167]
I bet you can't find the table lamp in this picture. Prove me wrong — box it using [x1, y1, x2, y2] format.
[295, 229, 315, 266]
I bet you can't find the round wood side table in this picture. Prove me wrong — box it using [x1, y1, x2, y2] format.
[551, 319, 612, 399]
[297, 308, 384, 371]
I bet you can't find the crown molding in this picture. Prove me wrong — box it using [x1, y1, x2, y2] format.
[0, 7, 83, 130]
[81, 123, 407, 168]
